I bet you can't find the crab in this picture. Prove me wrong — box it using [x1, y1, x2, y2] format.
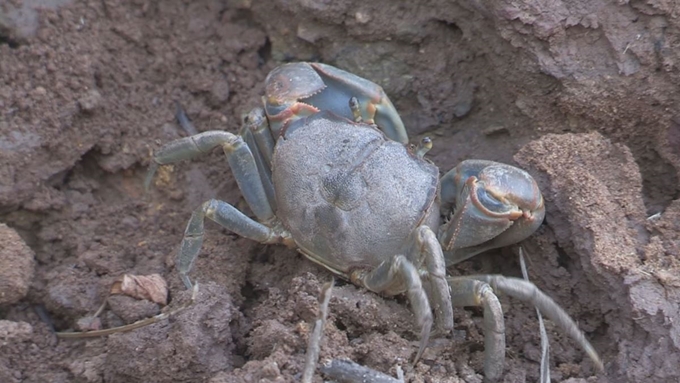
[146, 62, 602, 381]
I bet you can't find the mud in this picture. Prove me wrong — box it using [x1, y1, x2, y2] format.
[1, 0, 679, 382]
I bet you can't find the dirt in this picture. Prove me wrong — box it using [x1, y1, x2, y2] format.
[1, 0, 679, 382]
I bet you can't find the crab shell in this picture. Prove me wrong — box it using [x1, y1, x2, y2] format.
[272, 111, 439, 275]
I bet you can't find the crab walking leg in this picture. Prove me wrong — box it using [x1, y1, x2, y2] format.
[240, 107, 277, 211]
[240, 128, 275, 211]
[447, 278, 506, 382]
[174, 102, 199, 135]
[178, 199, 284, 288]
[357, 255, 433, 364]
[451, 275, 604, 373]
[243, 107, 276, 167]
[410, 226, 454, 334]
[145, 130, 274, 223]
[169, 103, 274, 211]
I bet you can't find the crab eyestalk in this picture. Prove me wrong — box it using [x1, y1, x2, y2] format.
[349, 96, 363, 123]
[417, 137, 432, 159]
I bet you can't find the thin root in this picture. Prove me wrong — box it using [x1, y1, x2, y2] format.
[301, 278, 334, 383]
[55, 283, 199, 339]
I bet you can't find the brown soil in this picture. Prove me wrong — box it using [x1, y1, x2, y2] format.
[1, 1, 679, 382]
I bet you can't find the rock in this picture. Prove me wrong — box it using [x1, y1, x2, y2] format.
[77, 89, 103, 113]
[0, 320, 33, 342]
[0, 223, 35, 305]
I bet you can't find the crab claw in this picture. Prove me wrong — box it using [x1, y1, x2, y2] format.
[263, 62, 408, 143]
[439, 159, 545, 265]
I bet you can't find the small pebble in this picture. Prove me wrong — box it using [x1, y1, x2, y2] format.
[78, 89, 102, 113]
[0, 320, 33, 342]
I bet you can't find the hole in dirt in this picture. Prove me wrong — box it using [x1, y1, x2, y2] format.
[250, 244, 272, 264]
[555, 246, 571, 269]
[257, 37, 271, 67]
[33, 305, 58, 332]
[590, 318, 610, 348]
[637, 148, 678, 215]
[467, 306, 483, 318]
[434, 18, 462, 34]
[56, 146, 109, 190]
[239, 281, 263, 311]
[394, 294, 408, 306]
[34, 305, 75, 333]
[468, 341, 484, 353]
[0, 28, 20, 48]
[335, 318, 348, 332]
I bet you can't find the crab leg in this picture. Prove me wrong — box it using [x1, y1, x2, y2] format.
[146, 129, 285, 288]
[240, 107, 277, 211]
[409, 226, 454, 335]
[146, 130, 274, 223]
[242, 107, 276, 166]
[448, 275, 604, 379]
[447, 278, 505, 382]
[356, 255, 433, 364]
[174, 102, 199, 135]
[176, 199, 285, 288]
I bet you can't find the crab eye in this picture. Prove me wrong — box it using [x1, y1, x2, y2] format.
[475, 187, 509, 214]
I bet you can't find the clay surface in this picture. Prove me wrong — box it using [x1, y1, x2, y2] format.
[1, 0, 679, 382]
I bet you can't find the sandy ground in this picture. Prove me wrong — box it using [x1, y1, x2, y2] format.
[1, 1, 680, 382]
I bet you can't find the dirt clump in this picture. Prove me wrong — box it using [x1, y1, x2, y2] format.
[0, 223, 35, 305]
[517, 132, 680, 382]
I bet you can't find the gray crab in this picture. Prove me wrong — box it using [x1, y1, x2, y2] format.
[146, 62, 602, 381]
